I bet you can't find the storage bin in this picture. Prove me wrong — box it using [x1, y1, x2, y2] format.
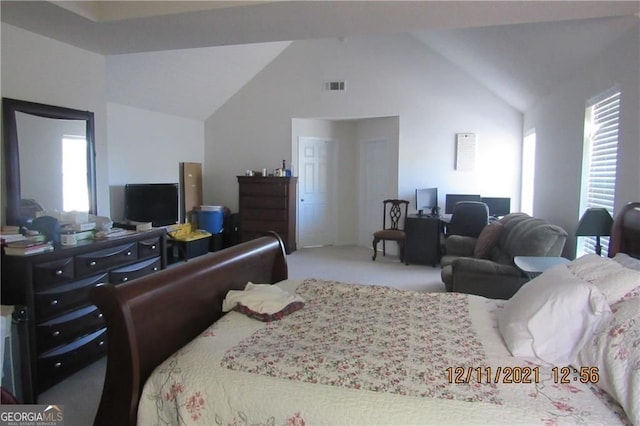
[197, 206, 224, 234]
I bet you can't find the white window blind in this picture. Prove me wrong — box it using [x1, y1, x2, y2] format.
[579, 90, 620, 256]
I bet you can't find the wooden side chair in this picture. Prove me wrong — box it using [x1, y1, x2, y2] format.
[372, 199, 409, 262]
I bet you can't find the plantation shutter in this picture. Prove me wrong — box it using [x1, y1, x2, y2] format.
[582, 91, 620, 256]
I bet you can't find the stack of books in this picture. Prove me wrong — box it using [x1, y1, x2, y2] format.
[94, 228, 135, 239]
[4, 239, 54, 256]
[113, 220, 153, 232]
[0, 225, 25, 245]
[60, 226, 95, 242]
[69, 222, 96, 232]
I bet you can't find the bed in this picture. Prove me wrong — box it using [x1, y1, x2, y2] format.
[91, 204, 640, 425]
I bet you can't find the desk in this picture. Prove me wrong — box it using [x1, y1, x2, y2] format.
[404, 215, 441, 266]
[514, 256, 570, 279]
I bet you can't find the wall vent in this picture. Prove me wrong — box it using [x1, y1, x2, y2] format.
[324, 80, 346, 92]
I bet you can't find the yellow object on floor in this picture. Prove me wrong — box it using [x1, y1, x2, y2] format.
[166, 223, 211, 241]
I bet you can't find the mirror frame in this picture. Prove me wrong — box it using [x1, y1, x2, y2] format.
[2, 97, 97, 226]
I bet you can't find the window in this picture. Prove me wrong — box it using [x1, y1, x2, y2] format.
[521, 130, 536, 216]
[62, 136, 89, 212]
[578, 90, 620, 257]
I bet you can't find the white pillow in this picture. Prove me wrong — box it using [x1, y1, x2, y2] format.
[577, 297, 640, 425]
[498, 264, 612, 365]
[613, 252, 640, 271]
[567, 254, 640, 304]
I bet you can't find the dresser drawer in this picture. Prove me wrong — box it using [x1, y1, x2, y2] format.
[34, 273, 108, 320]
[38, 328, 107, 391]
[240, 196, 288, 209]
[241, 220, 289, 233]
[36, 305, 105, 354]
[242, 230, 289, 243]
[75, 243, 137, 277]
[241, 209, 288, 221]
[109, 257, 161, 284]
[138, 236, 162, 259]
[33, 257, 74, 288]
[239, 182, 288, 197]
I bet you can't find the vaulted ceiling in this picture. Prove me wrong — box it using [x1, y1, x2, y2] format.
[2, 1, 638, 119]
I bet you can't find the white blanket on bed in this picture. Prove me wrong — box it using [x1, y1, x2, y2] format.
[138, 279, 629, 425]
[222, 282, 304, 314]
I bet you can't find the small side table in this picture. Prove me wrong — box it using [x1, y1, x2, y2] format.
[514, 256, 570, 280]
[404, 215, 441, 266]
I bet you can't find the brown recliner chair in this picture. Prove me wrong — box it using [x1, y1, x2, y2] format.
[372, 199, 409, 262]
[440, 213, 568, 299]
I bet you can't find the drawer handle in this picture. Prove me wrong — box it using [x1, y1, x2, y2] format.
[52, 330, 60, 337]
[54, 362, 62, 368]
[151, 245, 157, 250]
[126, 251, 132, 256]
[98, 340, 105, 347]
[97, 313, 103, 319]
[55, 269, 63, 276]
[89, 261, 97, 267]
[153, 267, 158, 271]
[50, 299, 58, 306]
[122, 277, 128, 282]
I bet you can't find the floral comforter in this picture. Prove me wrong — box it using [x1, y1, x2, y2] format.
[138, 279, 629, 425]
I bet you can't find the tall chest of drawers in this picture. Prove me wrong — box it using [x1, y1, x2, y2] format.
[237, 176, 297, 254]
[1, 229, 167, 401]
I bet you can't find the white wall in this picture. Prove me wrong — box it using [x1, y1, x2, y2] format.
[1, 24, 109, 217]
[524, 21, 640, 257]
[106, 103, 204, 220]
[205, 33, 523, 246]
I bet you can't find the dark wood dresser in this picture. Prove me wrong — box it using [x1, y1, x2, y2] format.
[1, 228, 167, 401]
[237, 176, 297, 253]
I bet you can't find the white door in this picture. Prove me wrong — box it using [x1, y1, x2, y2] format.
[360, 139, 392, 248]
[298, 137, 336, 247]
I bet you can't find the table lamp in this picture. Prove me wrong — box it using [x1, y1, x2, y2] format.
[576, 207, 613, 256]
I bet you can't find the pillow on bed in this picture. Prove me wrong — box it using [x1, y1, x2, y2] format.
[498, 264, 612, 365]
[567, 254, 640, 304]
[473, 222, 503, 259]
[576, 296, 640, 425]
[613, 252, 640, 271]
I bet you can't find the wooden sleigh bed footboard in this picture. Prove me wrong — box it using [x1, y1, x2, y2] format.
[90, 233, 288, 426]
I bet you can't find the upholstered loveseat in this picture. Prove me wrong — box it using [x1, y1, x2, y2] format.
[440, 213, 568, 299]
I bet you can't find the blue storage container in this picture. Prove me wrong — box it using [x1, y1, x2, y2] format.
[197, 206, 224, 234]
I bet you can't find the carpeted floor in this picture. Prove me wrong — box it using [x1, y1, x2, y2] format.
[37, 244, 444, 425]
[288, 245, 445, 292]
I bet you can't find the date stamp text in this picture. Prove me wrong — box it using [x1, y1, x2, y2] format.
[445, 366, 599, 384]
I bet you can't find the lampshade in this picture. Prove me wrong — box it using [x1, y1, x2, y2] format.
[576, 208, 613, 237]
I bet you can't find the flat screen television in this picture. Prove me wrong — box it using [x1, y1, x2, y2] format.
[444, 193, 482, 214]
[415, 187, 438, 216]
[481, 197, 511, 218]
[124, 183, 179, 227]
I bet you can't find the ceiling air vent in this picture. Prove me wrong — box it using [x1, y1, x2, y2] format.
[324, 80, 346, 92]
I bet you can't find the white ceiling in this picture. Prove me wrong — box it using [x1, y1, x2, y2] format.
[2, 1, 639, 119]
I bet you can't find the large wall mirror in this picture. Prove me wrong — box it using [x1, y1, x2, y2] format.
[2, 98, 96, 226]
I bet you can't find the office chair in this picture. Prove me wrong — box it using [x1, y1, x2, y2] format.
[372, 199, 409, 262]
[446, 201, 489, 238]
